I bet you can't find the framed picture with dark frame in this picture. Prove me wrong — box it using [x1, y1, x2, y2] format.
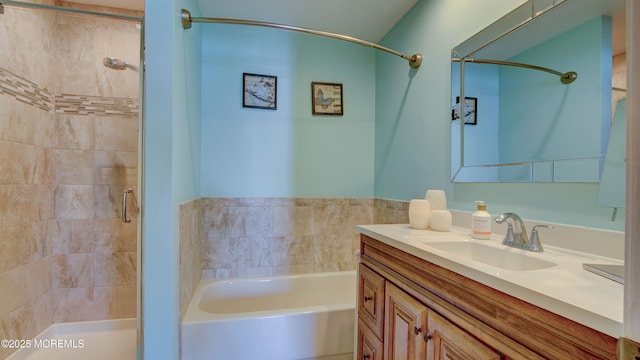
[243, 73, 277, 110]
[452, 96, 477, 125]
[311, 82, 343, 115]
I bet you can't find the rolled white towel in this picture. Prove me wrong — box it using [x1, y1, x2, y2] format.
[430, 210, 452, 232]
[425, 189, 447, 210]
[409, 199, 431, 230]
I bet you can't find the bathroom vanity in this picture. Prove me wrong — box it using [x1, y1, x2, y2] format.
[356, 224, 621, 359]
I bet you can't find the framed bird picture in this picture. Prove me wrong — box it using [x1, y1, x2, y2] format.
[312, 82, 343, 115]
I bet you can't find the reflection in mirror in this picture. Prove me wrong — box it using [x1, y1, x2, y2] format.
[451, 0, 626, 183]
[597, 98, 626, 212]
[597, 7, 627, 219]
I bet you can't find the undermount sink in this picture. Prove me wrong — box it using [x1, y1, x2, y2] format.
[424, 241, 557, 271]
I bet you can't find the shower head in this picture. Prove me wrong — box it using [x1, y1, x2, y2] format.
[103, 57, 137, 71]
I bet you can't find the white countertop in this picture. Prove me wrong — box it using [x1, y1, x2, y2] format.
[357, 224, 624, 338]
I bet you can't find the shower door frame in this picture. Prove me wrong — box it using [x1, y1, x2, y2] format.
[135, 15, 145, 360]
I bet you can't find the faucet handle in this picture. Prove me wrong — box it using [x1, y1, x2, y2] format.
[529, 225, 554, 252]
[496, 219, 513, 246]
[495, 215, 514, 246]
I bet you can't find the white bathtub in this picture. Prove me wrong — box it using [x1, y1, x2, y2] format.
[182, 271, 356, 360]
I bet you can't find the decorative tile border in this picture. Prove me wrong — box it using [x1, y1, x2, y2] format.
[0, 67, 54, 112]
[0, 67, 139, 117]
[55, 94, 139, 117]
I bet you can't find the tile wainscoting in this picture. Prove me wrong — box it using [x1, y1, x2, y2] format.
[178, 197, 410, 318]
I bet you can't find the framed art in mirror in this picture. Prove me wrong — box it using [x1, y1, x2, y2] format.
[452, 96, 477, 125]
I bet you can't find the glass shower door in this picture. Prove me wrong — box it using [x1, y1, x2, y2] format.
[0, 3, 143, 359]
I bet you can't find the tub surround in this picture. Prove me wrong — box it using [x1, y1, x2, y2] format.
[198, 197, 373, 278]
[178, 199, 203, 321]
[179, 197, 387, 320]
[178, 197, 373, 319]
[357, 223, 623, 338]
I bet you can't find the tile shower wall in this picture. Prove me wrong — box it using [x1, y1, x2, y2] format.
[0, 73, 55, 360]
[0, 4, 140, 357]
[1, 7, 57, 359]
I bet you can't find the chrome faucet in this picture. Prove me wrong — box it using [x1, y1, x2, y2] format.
[528, 224, 554, 252]
[495, 213, 528, 249]
[495, 213, 554, 252]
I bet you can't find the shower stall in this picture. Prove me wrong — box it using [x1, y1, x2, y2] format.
[0, 2, 142, 359]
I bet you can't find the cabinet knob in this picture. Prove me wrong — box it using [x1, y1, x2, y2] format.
[414, 326, 422, 335]
[424, 333, 432, 342]
[364, 296, 372, 302]
[363, 354, 370, 360]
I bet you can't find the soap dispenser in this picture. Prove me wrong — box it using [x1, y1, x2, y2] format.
[471, 201, 491, 240]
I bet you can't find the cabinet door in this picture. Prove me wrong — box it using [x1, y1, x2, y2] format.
[426, 309, 503, 360]
[358, 318, 384, 360]
[358, 264, 386, 338]
[385, 282, 428, 360]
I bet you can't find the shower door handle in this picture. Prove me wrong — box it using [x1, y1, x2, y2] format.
[122, 188, 136, 223]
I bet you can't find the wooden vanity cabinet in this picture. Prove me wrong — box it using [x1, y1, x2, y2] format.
[358, 263, 385, 338]
[385, 282, 427, 360]
[427, 309, 502, 360]
[359, 270, 503, 360]
[358, 318, 384, 360]
[357, 263, 386, 360]
[356, 234, 617, 360]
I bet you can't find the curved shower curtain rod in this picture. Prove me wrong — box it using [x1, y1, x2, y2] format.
[452, 57, 577, 84]
[180, 9, 422, 69]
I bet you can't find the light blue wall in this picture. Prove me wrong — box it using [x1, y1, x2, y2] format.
[199, 25, 375, 198]
[374, 0, 623, 231]
[375, 0, 521, 201]
[143, 0, 201, 358]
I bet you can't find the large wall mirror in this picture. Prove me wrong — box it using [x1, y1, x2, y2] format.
[451, 0, 626, 183]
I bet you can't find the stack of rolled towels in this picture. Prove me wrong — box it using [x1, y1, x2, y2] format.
[409, 189, 452, 232]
